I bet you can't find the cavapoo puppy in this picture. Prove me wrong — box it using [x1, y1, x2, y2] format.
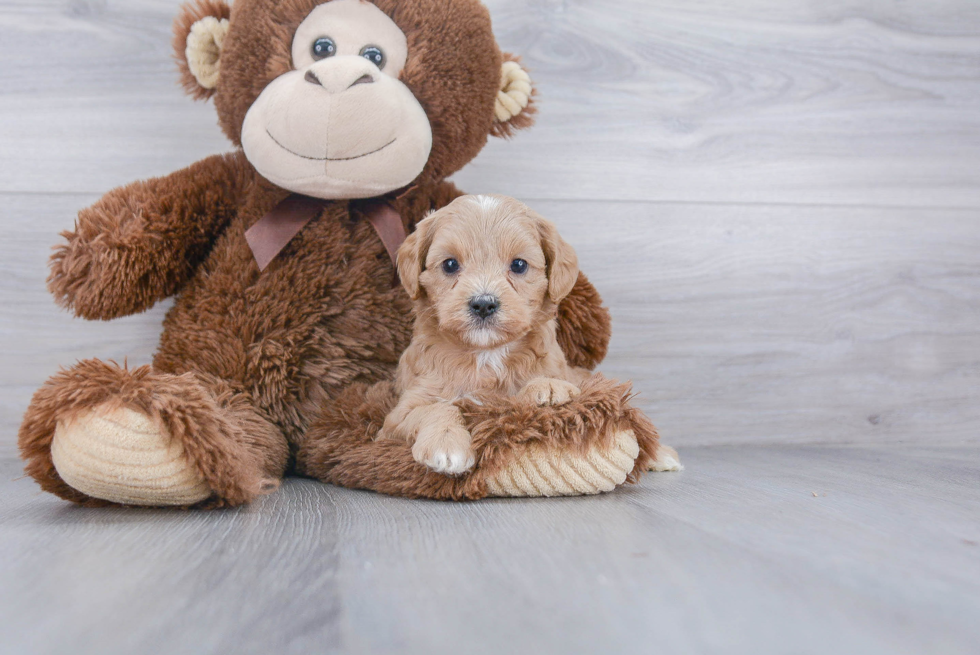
[380, 194, 590, 474]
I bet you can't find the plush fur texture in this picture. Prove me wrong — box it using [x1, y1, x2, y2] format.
[19, 359, 287, 508]
[48, 152, 252, 320]
[556, 275, 612, 369]
[296, 374, 659, 500]
[20, 0, 620, 508]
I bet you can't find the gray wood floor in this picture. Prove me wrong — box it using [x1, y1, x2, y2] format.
[2, 445, 979, 655]
[1, 1, 979, 653]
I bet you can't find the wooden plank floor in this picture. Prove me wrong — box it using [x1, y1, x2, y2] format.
[2, 445, 978, 655]
[1, 1, 979, 653]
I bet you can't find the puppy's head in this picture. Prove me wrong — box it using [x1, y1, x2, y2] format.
[398, 195, 578, 349]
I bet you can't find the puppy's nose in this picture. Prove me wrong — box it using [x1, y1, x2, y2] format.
[469, 295, 499, 320]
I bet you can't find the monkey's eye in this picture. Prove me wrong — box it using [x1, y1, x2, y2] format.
[442, 258, 460, 275]
[359, 45, 386, 69]
[312, 37, 337, 60]
[510, 259, 528, 274]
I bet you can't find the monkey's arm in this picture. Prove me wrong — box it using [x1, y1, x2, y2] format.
[556, 273, 612, 370]
[48, 152, 251, 320]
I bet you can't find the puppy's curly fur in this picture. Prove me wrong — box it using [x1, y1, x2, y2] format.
[379, 195, 596, 475]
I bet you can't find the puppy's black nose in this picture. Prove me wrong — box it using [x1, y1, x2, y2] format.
[469, 295, 499, 319]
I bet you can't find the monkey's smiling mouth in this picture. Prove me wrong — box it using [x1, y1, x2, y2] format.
[266, 129, 396, 161]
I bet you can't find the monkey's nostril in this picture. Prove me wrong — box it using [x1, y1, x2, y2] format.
[349, 74, 375, 88]
[304, 70, 321, 86]
[469, 295, 499, 320]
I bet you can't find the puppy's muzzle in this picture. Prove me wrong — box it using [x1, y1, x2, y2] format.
[468, 294, 499, 320]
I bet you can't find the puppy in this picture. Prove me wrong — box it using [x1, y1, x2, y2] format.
[379, 194, 590, 475]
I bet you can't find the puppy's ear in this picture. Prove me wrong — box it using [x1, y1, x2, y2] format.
[529, 210, 579, 303]
[398, 210, 442, 300]
[397, 229, 424, 300]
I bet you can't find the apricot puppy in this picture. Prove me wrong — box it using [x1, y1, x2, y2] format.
[380, 195, 590, 474]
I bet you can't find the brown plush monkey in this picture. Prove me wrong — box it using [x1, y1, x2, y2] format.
[18, 0, 671, 508]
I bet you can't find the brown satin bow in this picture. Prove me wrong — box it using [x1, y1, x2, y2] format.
[245, 194, 407, 282]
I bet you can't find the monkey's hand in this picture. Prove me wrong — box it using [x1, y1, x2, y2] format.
[48, 152, 249, 320]
[555, 272, 611, 370]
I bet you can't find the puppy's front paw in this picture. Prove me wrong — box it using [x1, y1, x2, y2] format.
[520, 377, 581, 406]
[413, 424, 475, 476]
[374, 422, 400, 442]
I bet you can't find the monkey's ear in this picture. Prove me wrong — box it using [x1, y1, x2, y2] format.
[398, 210, 441, 301]
[174, 0, 232, 100]
[529, 209, 579, 303]
[491, 54, 537, 138]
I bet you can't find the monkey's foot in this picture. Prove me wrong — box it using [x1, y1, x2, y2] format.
[51, 404, 212, 507]
[484, 429, 640, 497]
[648, 443, 683, 472]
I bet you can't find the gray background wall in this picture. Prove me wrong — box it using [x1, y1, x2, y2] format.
[2, 0, 978, 459]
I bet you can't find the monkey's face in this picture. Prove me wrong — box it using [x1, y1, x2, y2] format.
[240, 0, 432, 199]
[176, 0, 538, 197]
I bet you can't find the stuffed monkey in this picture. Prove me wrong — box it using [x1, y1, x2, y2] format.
[19, 0, 676, 508]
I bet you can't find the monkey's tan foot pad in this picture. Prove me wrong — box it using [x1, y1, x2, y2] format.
[51, 405, 212, 506]
[484, 429, 640, 497]
[649, 443, 683, 472]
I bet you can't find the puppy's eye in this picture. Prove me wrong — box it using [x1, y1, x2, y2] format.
[510, 259, 528, 274]
[442, 259, 460, 274]
[359, 45, 386, 69]
[312, 37, 337, 60]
